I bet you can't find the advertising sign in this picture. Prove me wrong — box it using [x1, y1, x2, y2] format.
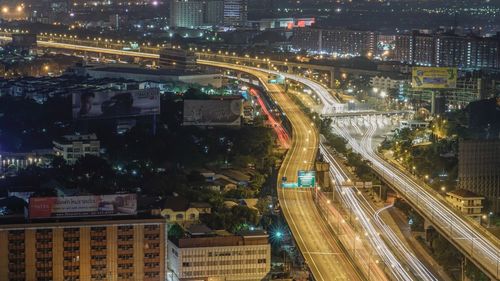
[72, 88, 160, 119]
[183, 97, 242, 126]
[298, 170, 316, 188]
[29, 194, 137, 219]
[412, 67, 457, 89]
[268, 74, 285, 85]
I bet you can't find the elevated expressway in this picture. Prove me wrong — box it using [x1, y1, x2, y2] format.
[225, 58, 500, 280]
[198, 60, 366, 281]
[204, 58, 500, 280]
[1, 34, 497, 279]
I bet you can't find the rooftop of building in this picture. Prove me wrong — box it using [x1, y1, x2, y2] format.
[0, 213, 165, 229]
[55, 133, 98, 143]
[447, 189, 485, 199]
[172, 226, 269, 248]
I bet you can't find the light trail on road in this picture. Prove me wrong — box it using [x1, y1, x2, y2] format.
[199, 60, 365, 281]
[249, 88, 290, 148]
[334, 116, 500, 280]
[320, 141, 438, 281]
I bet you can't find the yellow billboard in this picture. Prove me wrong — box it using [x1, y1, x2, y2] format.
[412, 67, 457, 89]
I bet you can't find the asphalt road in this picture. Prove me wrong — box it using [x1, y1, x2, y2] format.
[198, 60, 364, 281]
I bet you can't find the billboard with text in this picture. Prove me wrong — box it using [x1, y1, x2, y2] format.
[29, 194, 137, 219]
[412, 67, 457, 89]
[72, 88, 160, 119]
[298, 170, 316, 188]
[183, 98, 242, 126]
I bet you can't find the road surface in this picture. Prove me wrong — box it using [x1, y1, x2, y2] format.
[198, 60, 365, 281]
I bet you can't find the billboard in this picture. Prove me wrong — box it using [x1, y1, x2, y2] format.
[412, 67, 457, 89]
[268, 74, 285, 84]
[183, 98, 242, 126]
[29, 194, 137, 219]
[72, 88, 160, 119]
[298, 170, 316, 188]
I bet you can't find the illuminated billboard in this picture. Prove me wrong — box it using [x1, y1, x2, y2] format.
[298, 170, 316, 188]
[29, 194, 137, 219]
[183, 97, 242, 126]
[268, 74, 285, 84]
[72, 88, 160, 119]
[412, 67, 457, 89]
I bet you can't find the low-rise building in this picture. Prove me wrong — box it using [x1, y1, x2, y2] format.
[160, 196, 212, 224]
[369, 75, 409, 91]
[53, 133, 100, 164]
[446, 189, 484, 221]
[399, 120, 429, 130]
[168, 228, 270, 281]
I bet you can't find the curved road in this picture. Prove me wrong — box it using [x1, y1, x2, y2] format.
[198, 60, 365, 281]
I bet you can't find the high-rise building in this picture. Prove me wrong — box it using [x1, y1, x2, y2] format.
[458, 139, 500, 213]
[169, 0, 224, 28]
[394, 32, 434, 66]
[169, 0, 204, 28]
[413, 33, 435, 66]
[291, 28, 376, 57]
[394, 34, 413, 63]
[204, 0, 224, 26]
[223, 0, 247, 26]
[394, 31, 500, 69]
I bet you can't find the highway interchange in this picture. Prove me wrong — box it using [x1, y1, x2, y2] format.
[2, 34, 498, 280]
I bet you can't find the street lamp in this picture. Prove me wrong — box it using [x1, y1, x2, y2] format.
[487, 212, 493, 228]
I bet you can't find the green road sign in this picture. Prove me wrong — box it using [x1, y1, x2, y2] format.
[298, 170, 316, 188]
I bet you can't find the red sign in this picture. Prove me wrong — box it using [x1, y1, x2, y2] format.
[29, 194, 137, 219]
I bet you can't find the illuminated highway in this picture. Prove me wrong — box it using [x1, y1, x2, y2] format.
[320, 131, 438, 281]
[237, 55, 500, 279]
[198, 60, 366, 281]
[249, 88, 290, 148]
[333, 116, 500, 280]
[1, 33, 497, 278]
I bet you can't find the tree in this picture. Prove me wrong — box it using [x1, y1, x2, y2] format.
[168, 223, 185, 240]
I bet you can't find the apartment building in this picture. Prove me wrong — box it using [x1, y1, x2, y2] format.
[394, 31, 500, 69]
[168, 230, 270, 281]
[53, 134, 100, 164]
[291, 27, 376, 57]
[0, 217, 166, 281]
[446, 189, 484, 221]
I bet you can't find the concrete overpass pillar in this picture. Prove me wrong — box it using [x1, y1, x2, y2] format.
[424, 220, 435, 242]
[430, 91, 436, 115]
[287, 65, 293, 74]
[330, 70, 335, 89]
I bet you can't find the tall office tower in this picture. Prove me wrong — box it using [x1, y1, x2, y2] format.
[223, 0, 247, 26]
[169, 0, 204, 28]
[458, 139, 500, 213]
[204, 0, 224, 26]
